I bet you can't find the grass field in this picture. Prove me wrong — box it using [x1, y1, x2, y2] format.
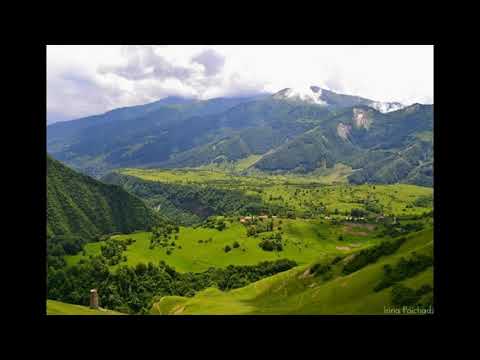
[47, 300, 125, 315]
[260, 183, 433, 217]
[118, 165, 351, 186]
[116, 168, 432, 218]
[151, 228, 433, 315]
[65, 218, 384, 272]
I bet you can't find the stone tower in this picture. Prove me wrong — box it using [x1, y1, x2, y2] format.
[90, 289, 99, 309]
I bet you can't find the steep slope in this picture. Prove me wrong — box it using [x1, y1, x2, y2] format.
[47, 96, 259, 176]
[47, 155, 159, 239]
[254, 104, 433, 184]
[100, 171, 269, 225]
[151, 228, 433, 315]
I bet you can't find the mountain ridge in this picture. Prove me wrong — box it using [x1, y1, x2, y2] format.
[47, 88, 432, 185]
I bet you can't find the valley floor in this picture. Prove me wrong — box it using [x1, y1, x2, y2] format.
[66, 218, 384, 273]
[51, 169, 434, 315]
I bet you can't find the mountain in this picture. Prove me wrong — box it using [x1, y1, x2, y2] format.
[47, 88, 432, 186]
[254, 104, 433, 185]
[47, 155, 159, 239]
[272, 86, 404, 112]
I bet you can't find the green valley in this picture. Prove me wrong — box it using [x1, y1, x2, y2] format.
[45, 77, 434, 315]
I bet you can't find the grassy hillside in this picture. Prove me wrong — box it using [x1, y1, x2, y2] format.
[47, 300, 125, 315]
[47, 155, 159, 239]
[151, 228, 433, 315]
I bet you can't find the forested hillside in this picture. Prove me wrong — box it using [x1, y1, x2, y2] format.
[47, 155, 159, 240]
[101, 171, 286, 225]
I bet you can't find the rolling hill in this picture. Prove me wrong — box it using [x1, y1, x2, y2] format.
[151, 227, 433, 315]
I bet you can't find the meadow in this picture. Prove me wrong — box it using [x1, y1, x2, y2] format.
[65, 218, 384, 273]
[117, 167, 433, 218]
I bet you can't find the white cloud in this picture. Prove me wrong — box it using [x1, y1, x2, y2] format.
[47, 45, 433, 123]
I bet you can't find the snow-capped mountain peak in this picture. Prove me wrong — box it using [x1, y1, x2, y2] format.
[272, 86, 328, 105]
[272, 85, 405, 113]
[370, 101, 405, 113]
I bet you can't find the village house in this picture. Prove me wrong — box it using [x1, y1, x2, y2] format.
[240, 216, 253, 223]
[240, 214, 270, 223]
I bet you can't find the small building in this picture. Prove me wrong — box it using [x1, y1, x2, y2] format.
[240, 216, 253, 224]
[90, 289, 99, 309]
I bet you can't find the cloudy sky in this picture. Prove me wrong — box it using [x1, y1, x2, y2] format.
[47, 45, 434, 124]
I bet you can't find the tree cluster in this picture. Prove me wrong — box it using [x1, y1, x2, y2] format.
[374, 253, 433, 292]
[342, 237, 406, 275]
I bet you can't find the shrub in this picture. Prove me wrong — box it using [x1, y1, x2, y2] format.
[233, 241, 240, 248]
[224, 245, 232, 253]
[331, 256, 342, 264]
[259, 239, 283, 252]
[391, 284, 420, 306]
[311, 263, 331, 276]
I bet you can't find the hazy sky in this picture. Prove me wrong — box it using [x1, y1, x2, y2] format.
[47, 45, 434, 124]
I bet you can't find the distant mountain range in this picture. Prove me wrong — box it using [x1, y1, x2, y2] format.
[47, 86, 433, 186]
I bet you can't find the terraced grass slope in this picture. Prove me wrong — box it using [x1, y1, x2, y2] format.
[47, 300, 125, 315]
[47, 155, 159, 239]
[151, 228, 433, 315]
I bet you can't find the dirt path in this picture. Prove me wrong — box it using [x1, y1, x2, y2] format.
[343, 223, 375, 236]
[172, 305, 185, 315]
